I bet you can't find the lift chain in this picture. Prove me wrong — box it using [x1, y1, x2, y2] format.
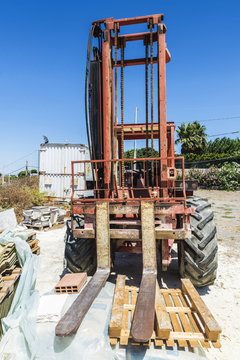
[114, 23, 118, 127]
[121, 40, 125, 190]
[150, 19, 154, 186]
[114, 23, 118, 167]
[145, 38, 149, 187]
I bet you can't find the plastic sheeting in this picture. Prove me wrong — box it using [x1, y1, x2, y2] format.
[0, 209, 17, 232]
[0, 229, 40, 360]
[0, 230, 207, 360]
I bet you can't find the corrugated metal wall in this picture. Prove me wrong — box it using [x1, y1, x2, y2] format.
[39, 144, 90, 200]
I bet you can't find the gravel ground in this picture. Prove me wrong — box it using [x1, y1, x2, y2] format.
[35, 190, 240, 359]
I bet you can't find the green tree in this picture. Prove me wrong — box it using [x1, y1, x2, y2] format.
[30, 169, 38, 174]
[206, 137, 240, 154]
[175, 121, 207, 155]
[18, 170, 30, 178]
[124, 147, 159, 158]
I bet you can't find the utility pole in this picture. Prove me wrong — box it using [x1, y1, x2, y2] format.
[26, 160, 28, 176]
[133, 107, 137, 170]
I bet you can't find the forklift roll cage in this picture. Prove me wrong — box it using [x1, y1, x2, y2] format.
[56, 15, 196, 342]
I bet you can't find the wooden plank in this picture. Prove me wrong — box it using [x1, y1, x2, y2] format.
[109, 275, 126, 337]
[166, 292, 187, 347]
[188, 310, 209, 348]
[154, 339, 164, 347]
[211, 340, 221, 348]
[109, 338, 117, 346]
[155, 283, 171, 339]
[166, 306, 191, 313]
[131, 290, 137, 321]
[166, 339, 175, 347]
[181, 279, 221, 341]
[169, 331, 204, 341]
[120, 289, 130, 345]
[171, 292, 198, 347]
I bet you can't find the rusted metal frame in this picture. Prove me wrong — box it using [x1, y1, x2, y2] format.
[116, 122, 175, 130]
[149, 19, 154, 187]
[131, 202, 157, 342]
[112, 31, 157, 43]
[115, 122, 174, 140]
[101, 14, 164, 29]
[161, 239, 175, 271]
[102, 29, 112, 197]
[113, 52, 171, 67]
[145, 37, 149, 186]
[71, 155, 184, 165]
[120, 39, 125, 193]
[182, 158, 187, 207]
[157, 23, 168, 198]
[113, 57, 157, 67]
[72, 197, 186, 204]
[71, 157, 186, 202]
[72, 203, 192, 215]
[73, 228, 189, 240]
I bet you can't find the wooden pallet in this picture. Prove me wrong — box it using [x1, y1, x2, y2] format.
[109, 275, 221, 349]
[27, 239, 40, 255]
[0, 267, 22, 304]
[25, 224, 49, 231]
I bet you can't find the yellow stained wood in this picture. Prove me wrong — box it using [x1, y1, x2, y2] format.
[163, 292, 187, 347]
[109, 275, 125, 337]
[171, 292, 197, 347]
[181, 279, 221, 341]
[155, 283, 171, 339]
[166, 339, 175, 347]
[109, 277, 221, 349]
[119, 288, 130, 345]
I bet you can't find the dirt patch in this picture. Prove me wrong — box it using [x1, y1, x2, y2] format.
[195, 190, 240, 359]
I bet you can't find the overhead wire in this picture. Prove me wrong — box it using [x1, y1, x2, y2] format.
[174, 116, 240, 124]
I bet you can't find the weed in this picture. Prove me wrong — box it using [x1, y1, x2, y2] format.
[0, 176, 45, 222]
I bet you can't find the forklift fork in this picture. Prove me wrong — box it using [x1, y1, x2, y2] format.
[131, 201, 157, 342]
[55, 202, 110, 337]
[56, 201, 157, 341]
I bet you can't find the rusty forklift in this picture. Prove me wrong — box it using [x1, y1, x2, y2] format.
[56, 14, 218, 342]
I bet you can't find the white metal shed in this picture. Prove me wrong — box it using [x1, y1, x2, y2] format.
[39, 143, 90, 200]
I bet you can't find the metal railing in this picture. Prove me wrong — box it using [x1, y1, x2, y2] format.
[71, 157, 186, 203]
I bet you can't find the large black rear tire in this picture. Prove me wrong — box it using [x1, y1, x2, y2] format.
[179, 196, 218, 287]
[64, 216, 97, 276]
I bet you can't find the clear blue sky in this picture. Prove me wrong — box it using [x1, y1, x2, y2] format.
[0, 0, 239, 175]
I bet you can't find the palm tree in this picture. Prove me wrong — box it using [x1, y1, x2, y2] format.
[175, 121, 207, 155]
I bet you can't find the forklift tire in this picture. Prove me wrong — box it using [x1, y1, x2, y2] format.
[179, 196, 218, 287]
[64, 217, 97, 276]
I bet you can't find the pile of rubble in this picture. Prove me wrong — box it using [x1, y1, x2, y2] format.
[22, 206, 66, 230]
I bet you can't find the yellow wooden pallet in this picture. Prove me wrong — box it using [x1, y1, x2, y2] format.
[28, 239, 40, 255]
[109, 275, 221, 349]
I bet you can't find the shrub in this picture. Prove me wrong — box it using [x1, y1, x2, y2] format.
[186, 162, 240, 191]
[217, 162, 240, 191]
[0, 176, 45, 221]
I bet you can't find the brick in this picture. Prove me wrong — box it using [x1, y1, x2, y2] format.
[54, 273, 87, 294]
